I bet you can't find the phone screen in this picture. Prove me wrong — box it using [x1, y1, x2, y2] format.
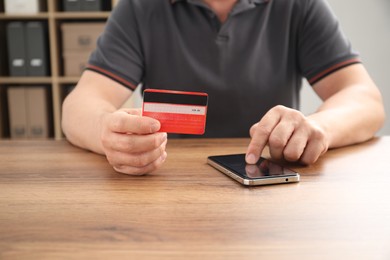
[208, 154, 297, 180]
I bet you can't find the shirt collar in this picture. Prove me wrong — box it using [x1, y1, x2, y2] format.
[170, 0, 270, 16]
[170, 0, 270, 5]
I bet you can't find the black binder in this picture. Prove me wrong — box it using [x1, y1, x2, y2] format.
[6, 22, 27, 76]
[0, 27, 6, 76]
[81, 0, 102, 11]
[0, 49, 5, 76]
[63, 0, 81, 11]
[26, 22, 49, 76]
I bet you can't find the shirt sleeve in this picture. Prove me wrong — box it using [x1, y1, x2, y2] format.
[298, 0, 361, 85]
[86, 0, 143, 90]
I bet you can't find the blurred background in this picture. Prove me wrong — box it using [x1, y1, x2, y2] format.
[1, 0, 388, 140]
[300, 0, 390, 135]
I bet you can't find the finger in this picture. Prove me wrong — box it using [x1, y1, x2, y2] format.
[249, 123, 258, 138]
[282, 129, 308, 162]
[108, 139, 167, 167]
[268, 122, 295, 161]
[113, 151, 168, 176]
[299, 139, 325, 165]
[245, 164, 260, 178]
[246, 111, 281, 164]
[297, 122, 328, 164]
[109, 111, 161, 134]
[108, 132, 167, 153]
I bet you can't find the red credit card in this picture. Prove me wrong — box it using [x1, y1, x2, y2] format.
[142, 89, 208, 135]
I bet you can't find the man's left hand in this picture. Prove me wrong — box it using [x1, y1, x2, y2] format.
[246, 105, 329, 165]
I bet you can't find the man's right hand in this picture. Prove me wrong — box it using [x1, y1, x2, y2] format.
[100, 108, 168, 175]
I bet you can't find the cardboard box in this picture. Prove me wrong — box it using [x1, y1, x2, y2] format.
[7, 87, 28, 139]
[0, 90, 3, 138]
[7, 86, 49, 139]
[26, 87, 49, 138]
[112, 0, 120, 7]
[4, 0, 43, 14]
[61, 23, 105, 52]
[63, 51, 91, 76]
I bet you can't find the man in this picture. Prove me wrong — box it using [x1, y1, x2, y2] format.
[62, 0, 385, 175]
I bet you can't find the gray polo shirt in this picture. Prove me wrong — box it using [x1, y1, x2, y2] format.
[87, 0, 360, 138]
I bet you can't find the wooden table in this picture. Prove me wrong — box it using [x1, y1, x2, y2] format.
[1, 137, 390, 259]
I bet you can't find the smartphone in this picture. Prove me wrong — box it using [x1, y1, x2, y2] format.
[207, 154, 300, 186]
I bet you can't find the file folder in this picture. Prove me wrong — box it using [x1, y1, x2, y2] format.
[63, 0, 81, 11]
[81, 0, 102, 11]
[6, 22, 27, 76]
[26, 22, 49, 76]
[0, 40, 6, 76]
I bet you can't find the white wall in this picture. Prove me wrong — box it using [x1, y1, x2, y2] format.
[300, 0, 390, 135]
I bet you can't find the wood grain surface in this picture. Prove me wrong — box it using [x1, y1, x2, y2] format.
[1, 137, 390, 259]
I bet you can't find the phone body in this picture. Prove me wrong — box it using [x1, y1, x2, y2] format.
[207, 154, 300, 186]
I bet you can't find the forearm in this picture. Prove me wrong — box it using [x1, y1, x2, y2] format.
[61, 71, 133, 154]
[62, 93, 115, 155]
[308, 84, 385, 149]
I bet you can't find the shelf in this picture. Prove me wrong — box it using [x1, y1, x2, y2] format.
[0, 12, 110, 20]
[0, 0, 116, 140]
[57, 77, 80, 84]
[53, 12, 110, 19]
[0, 77, 53, 84]
[0, 77, 83, 85]
[0, 13, 50, 20]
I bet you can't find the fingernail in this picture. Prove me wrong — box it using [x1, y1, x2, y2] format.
[246, 153, 257, 164]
